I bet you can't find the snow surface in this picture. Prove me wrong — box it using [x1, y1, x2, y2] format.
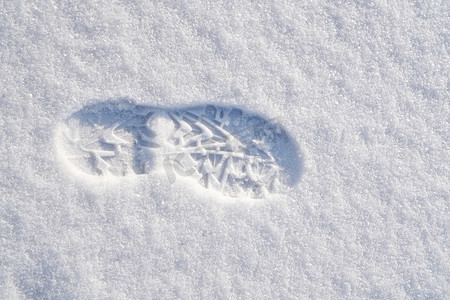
[0, 0, 449, 298]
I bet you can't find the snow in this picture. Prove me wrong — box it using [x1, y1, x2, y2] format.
[1, 0, 448, 298]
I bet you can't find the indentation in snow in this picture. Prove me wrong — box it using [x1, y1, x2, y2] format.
[56, 99, 302, 198]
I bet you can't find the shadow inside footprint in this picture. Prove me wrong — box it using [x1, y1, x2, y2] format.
[58, 99, 303, 197]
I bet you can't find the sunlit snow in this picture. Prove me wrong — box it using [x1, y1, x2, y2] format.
[0, 0, 448, 298]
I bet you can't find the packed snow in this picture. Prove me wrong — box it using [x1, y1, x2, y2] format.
[0, 0, 448, 298]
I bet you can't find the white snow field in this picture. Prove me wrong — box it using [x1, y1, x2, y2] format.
[0, 0, 448, 298]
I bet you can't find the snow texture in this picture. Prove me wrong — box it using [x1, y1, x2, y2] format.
[0, 0, 449, 299]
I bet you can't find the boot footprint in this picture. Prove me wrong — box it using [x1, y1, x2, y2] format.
[56, 100, 302, 198]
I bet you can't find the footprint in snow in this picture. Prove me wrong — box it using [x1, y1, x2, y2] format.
[56, 99, 302, 198]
